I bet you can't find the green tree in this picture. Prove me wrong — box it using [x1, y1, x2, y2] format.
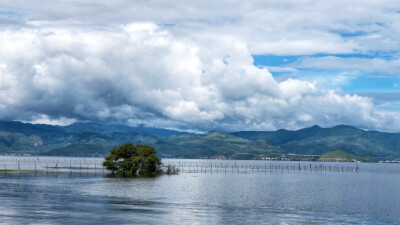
[103, 143, 162, 177]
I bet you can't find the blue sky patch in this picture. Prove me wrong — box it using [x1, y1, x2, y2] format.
[252, 54, 400, 95]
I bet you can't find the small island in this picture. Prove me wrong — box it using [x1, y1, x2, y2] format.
[103, 143, 178, 177]
[103, 143, 162, 177]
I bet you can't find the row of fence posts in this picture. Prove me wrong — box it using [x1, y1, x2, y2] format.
[172, 162, 360, 174]
[1, 161, 360, 178]
[0, 157, 101, 165]
[2, 162, 106, 178]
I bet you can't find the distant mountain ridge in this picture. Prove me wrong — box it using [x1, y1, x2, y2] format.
[154, 131, 282, 159]
[232, 125, 400, 157]
[0, 121, 181, 138]
[0, 121, 399, 158]
[0, 121, 180, 155]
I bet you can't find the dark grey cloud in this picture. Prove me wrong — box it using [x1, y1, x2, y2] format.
[2, 0, 400, 55]
[0, 16, 26, 27]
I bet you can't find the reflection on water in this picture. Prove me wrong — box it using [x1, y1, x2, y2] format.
[0, 159, 399, 224]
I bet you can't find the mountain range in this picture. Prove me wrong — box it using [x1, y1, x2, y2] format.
[232, 125, 400, 157]
[0, 121, 399, 159]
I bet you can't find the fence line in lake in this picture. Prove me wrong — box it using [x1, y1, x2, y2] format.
[0, 157, 360, 178]
[167, 161, 360, 174]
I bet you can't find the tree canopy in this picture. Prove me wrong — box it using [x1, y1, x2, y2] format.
[103, 143, 162, 177]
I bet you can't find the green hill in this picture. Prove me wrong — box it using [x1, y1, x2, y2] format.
[232, 125, 400, 157]
[63, 122, 182, 138]
[0, 130, 159, 156]
[0, 121, 179, 156]
[0, 121, 182, 138]
[153, 131, 282, 159]
[319, 150, 377, 162]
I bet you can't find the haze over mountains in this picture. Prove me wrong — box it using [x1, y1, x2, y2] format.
[0, 121, 399, 159]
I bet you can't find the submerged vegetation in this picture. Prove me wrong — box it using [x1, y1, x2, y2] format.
[103, 143, 162, 177]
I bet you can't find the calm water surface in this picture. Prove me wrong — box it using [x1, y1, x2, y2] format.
[0, 158, 399, 224]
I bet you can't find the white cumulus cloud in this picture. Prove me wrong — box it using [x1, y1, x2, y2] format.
[0, 22, 399, 131]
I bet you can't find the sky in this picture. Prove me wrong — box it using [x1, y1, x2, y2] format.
[1, 0, 400, 132]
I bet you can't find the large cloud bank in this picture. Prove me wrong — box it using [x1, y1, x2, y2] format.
[1, 23, 399, 131]
[2, 0, 400, 55]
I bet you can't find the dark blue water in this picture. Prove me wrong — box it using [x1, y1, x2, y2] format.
[0, 159, 399, 224]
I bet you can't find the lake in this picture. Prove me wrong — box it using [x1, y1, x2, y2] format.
[0, 157, 399, 224]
